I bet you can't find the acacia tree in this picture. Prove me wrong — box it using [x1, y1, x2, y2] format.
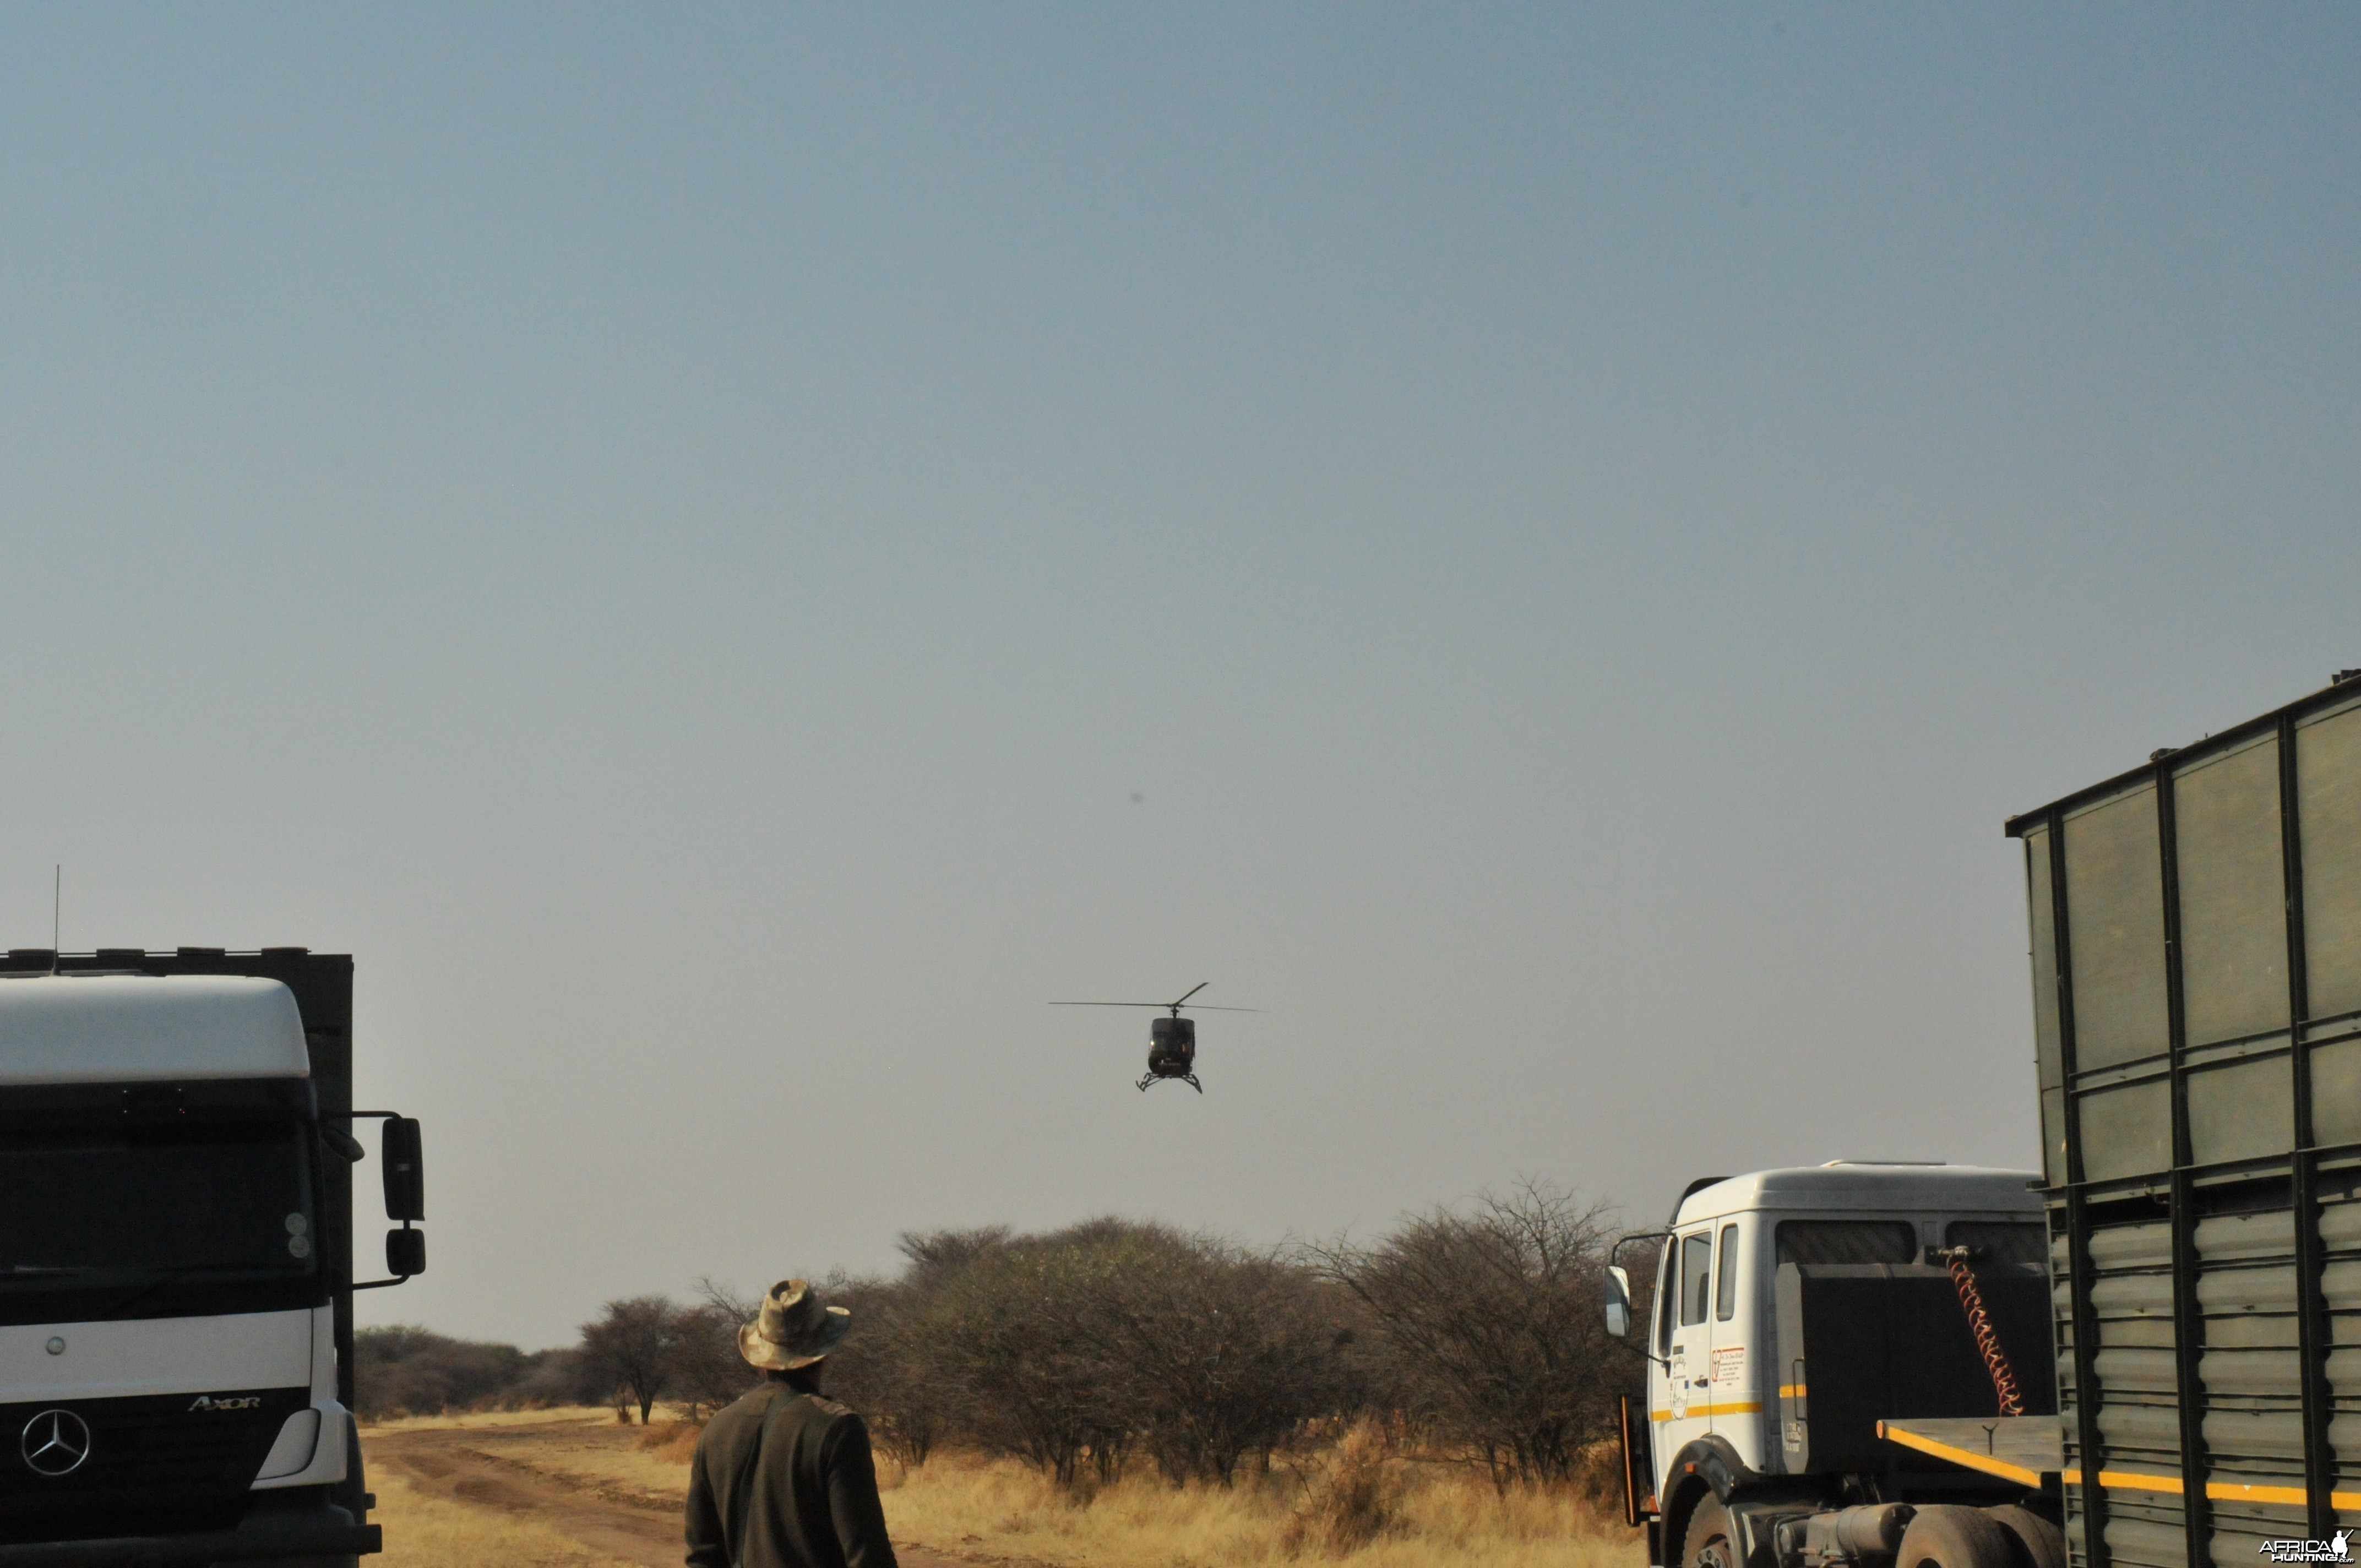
[1062, 1223, 1359, 1486]
[1303, 1178, 1629, 1488]
[579, 1295, 682, 1425]
[871, 1219, 1359, 1488]
[818, 1270, 955, 1467]
[670, 1295, 760, 1420]
[916, 1231, 1122, 1484]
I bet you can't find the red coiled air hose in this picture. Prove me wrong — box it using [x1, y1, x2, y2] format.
[1938, 1246, 2026, 1418]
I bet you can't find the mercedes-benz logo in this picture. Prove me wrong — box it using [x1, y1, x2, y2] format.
[21, 1410, 90, 1477]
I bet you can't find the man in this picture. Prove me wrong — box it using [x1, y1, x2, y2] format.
[685, 1279, 900, 1568]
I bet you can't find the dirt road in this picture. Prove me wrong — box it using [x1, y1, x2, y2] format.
[368, 1420, 978, 1568]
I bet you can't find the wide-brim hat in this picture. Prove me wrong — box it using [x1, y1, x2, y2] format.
[738, 1278, 852, 1371]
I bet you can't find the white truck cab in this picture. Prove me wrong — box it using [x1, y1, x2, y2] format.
[0, 957, 423, 1564]
[1609, 1163, 2053, 1566]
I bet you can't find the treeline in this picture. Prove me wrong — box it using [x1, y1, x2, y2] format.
[357, 1180, 1642, 1490]
[353, 1325, 585, 1418]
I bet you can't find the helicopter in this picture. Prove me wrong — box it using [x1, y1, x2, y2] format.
[1048, 982, 1260, 1092]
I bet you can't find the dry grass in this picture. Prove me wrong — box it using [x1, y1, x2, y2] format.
[366, 1407, 1644, 1568]
[635, 1418, 706, 1464]
[369, 1471, 640, 1568]
[1281, 1421, 1404, 1554]
[871, 1444, 1642, 1568]
[363, 1403, 625, 1434]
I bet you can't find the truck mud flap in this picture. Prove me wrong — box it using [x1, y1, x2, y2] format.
[0, 1523, 379, 1566]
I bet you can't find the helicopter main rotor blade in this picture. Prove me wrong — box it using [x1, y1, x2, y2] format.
[1058, 1006, 1275, 1015]
[1047, 1000, 1266, 1012]
[1171, 982, 1211, 1009]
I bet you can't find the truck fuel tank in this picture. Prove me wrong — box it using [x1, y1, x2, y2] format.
[1783, 1502, 1916, 1561]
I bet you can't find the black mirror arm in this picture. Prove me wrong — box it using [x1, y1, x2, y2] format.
[1611, 1229, 1671, 1267]
[355, 1221, 422, 1292]
[328, 1109, 400, 1161]
[1608, 1335, 1672, 1373]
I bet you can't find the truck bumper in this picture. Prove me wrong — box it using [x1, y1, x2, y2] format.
[0, 1522, 379, 1565]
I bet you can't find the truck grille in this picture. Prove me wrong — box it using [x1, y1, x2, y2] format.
[0, 1387, 307, 1543]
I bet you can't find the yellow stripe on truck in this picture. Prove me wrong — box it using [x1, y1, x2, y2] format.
[1649, 1402, 1763, 1422]
[1880, 1424, 2361, 1511]
[2057, 1468, 2361, 1512]
[1777, 1384, 1805, 1398]
[1878, 1422, 2043, 1488]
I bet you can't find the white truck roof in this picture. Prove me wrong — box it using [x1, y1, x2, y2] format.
[0, 974, 309, 1085]
[1673, 1164, 2041, 1226]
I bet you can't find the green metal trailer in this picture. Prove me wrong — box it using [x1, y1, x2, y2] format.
[2006, 672, 2361, 1566]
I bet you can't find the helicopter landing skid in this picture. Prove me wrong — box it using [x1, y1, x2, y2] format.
[1138, 1072, 1203, 1093]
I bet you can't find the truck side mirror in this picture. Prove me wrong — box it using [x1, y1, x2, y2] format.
[385, 1227, 426, 1277]
[382, 1117, 425, 1222]
[1604, 1265, 1633, 1338]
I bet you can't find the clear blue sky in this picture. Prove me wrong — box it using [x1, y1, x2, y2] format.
[2, 6, 2355, 1347]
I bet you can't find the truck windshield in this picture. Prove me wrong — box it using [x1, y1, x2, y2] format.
[0, 1120, 315, 1282]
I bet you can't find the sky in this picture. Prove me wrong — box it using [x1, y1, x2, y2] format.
[1, 6, 2355, 1348]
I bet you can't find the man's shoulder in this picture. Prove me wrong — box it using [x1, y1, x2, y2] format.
[699, 1385, 780, 1447]
[781, 1390, 862, 1426]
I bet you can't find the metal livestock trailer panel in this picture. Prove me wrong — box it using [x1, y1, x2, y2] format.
[2006, 675, 2361, 1567]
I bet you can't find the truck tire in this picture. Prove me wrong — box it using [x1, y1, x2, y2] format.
[1984, 1504, 2066, 1568]
[1675, 1494, 1739, 1568]
[1897, 1505, 2014, 1568]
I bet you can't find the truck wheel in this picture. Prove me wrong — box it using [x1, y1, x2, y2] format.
[1984, 1505, 2065, 1568]
[1676, 1495, 1739, 1568]
[1897, 1505, 2014, 1568]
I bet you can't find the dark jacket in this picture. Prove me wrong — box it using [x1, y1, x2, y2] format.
[685, 1381, 900, 1568]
